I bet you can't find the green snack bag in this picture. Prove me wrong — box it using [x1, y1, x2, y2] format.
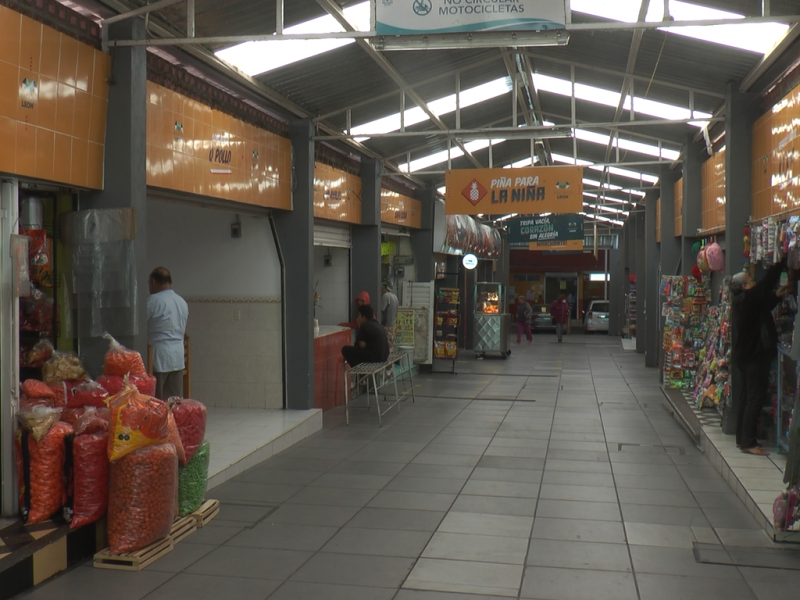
[178, 440, 210, 516]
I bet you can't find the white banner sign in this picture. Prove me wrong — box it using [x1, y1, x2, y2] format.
[375, 0, 567, 35]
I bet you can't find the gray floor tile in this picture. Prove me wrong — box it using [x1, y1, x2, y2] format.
[424, 443, 487, 456]
[268, 582, 396, 599]
[404, 558, 524, 597]
[526, 539, 632, 572]
[368, 490, 456, 511]
[541, 470, 615, 487]
[703, 507, 763, 530]
[635, 573, 758, 600]
[346, 507, 446, 531]
[545, 459, 612, 473]
[621, 504, 711, 527]
[437, 512, 533, 538]
[412, 453, 481, 467]
[630, 545, 742, 579]
[616, 487, 699, 508]
[226, 523, 339, 551]
[285, 486, 378, 507]
[693, 492, 749, 510]
[213, 481, 302, 504]
[183, 523, 245, 545]
[519, 566, 638, 600]
[320, 527, 432, 557]
[483, 446, 548, 459]
[141, 574, 281, 600]
[422, 531, 529, 564]
[327, 460, 407, 476]
[625, 522, 704, 549]
[614, 474, 689, 491]
[450, 494, 537, 517]
[397, 464, 475, 479]
[306, 473, 394, 489]
[235, 468, 324, 486]
[264, 504, 361, 527]
[539, 483, 618, 503]
[461, 480, 540, 499]
[17, 566, 173, 600]
[290, 553, 415, 588]
[186, 546, 312, 580]
[385, 476, 466, 494]
[215, 503, 277, 524]
[144, 542, 216, 572]
[470, 467, 543, 484]
[535, 499, 621, 521]
[477, 456, 546, 470]
[531, 517, 627, 543]
[394, 591, 512, 600]
[263, 457, 342, 472]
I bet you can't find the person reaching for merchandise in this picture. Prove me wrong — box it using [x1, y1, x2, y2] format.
[730, 259, 789, 456]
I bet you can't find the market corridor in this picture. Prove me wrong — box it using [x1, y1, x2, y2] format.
[16, 336, 800, 600]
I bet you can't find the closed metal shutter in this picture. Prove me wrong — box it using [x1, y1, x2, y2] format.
[314, 220, 351, 248]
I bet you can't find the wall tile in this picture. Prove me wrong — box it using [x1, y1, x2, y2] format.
[0, 7, 21, 66]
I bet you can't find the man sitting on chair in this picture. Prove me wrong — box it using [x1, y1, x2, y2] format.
[341, 304, 390, 368]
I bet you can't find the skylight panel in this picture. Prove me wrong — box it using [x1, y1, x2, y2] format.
[399, 139, 506, 172]
[215, 2, 370, 76]
[571, 0, 789, 54]
[550, 152, 658, 184]
[574, 129, 681, 160]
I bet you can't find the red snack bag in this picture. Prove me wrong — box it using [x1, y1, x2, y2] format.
[107, 386, 170, 462]
[15, 422, 73, 524]
[69, 432, 109, 529]
[132, 374, 156, 397]
[21, 379, 55, 400]
[67, 381, 109, 409]
[49, 382, 67, 408]
[102, 333, 146, 377]
[20, 395, 54, 409]
[62, 407, 111, 428]
[107, 443, 177, 553]
[171, 399, 207, 463]
[74, 407, 109, 436]
[166, 412, 187, 465]
[96, 375, 124, 396]
[98, 374, 155, 397]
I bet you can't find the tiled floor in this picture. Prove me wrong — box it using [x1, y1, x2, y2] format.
[15, 335, 800, 599]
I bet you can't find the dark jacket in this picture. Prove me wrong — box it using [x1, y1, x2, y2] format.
[516, 301, 532, 323]
[356, 319, 390, 363]
[550, 300, 570, 324]
[732, 261, 784, 363]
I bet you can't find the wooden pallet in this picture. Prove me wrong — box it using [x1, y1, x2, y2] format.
[191, 499, 219, 528]
[93, 536, 173, 571]
[170, 516, 197, 544]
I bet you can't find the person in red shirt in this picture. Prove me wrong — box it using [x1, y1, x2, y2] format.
[338, 291, 371, 328]
[550, 294, 570, 343]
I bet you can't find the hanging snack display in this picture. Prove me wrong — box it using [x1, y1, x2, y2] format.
[749, 216, 800, 268]
[661, 276, 710, 390]
[693, 281, 732, 411]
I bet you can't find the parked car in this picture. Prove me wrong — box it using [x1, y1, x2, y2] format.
[584, 300, 610, 333]
[531, 304, 556, 332]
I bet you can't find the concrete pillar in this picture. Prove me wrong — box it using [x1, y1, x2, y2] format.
[273, 120, 315, 410]
[724, 82, 757, 435]
[682, 135, 703, 275]
[83, 18, 147, 372]
[496, 230, 510, 290]
[644, 191, 660, 367]
[635, 210, 646, 354]
[411, 187, 436, 282]
[352, 159, 382, 311]
[608, 248, 624, 336]
[659, 166, 681, 277]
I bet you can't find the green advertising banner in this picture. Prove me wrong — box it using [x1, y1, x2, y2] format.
[506, 214, 584, 247]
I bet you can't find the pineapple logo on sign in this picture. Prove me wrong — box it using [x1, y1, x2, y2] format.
[462, 179, 488, 207]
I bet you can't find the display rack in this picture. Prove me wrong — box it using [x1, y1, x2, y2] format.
[777, 346, 796, 453]
[625, 283, 637, 339]
[432, 286, 460, 374]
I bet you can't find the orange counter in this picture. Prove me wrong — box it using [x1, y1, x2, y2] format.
[314, 327, 351, 411]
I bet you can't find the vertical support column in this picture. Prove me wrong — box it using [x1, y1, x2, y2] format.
[660, 166, 681, 276]
[608, 247, 624, 336]
[645, 191, 660, 367]
[352, 159, 382, 311]
[495, 230, 510, 288]
[635, 210, 646, 354]
[412, 187, 436, 282]
[84, 18, 147, 370]
[682, 134, 703, 275]
[724, 82, 756, 435]
[273, 120, 315, 410]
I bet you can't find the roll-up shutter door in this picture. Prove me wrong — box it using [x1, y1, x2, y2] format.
[314, 220, 351, 248]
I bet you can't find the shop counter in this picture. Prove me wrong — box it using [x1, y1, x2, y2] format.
[314, 326, 351, 411]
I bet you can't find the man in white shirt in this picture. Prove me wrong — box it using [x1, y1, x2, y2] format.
[147, 267, 189, 400]
[380, 282, 399, 353]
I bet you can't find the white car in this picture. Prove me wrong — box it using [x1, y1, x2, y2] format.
[584, 300, 610, 333]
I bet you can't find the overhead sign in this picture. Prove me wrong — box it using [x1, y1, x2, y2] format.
[445, 166, 583, 215]
[462, 253, 478, 269]
[529, 239, 584, 252]
[507, 214, 584, 247]
[375, 0, 568, 35]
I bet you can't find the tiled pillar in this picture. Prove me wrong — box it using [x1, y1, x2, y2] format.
[273, 119, 315, 410]
[83, 18, 147, 372]
[608, 248, 624, 336]
[724, 82, 757, 435]
[352, 159, 382, 311]
[682, 134, 703, 275]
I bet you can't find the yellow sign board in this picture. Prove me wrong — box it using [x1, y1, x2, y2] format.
[529, 240, 584, 252]
[445, 166, 583, 215]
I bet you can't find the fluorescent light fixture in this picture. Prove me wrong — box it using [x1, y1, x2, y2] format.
[494, 213, 519, 222]
[584, 192, 631, 206]
[532, 73, 712, 127]
[372, 30, 570, 51]
[590, 273, 610, 282]
[505, 156, 541, 169]
[583, 202, 629, 216]
[580, 212, 624, 227]
[550, 153, 658, 184]
[400, 139, 506, 173]
[572, 0, 789, 54]
[350, 78, 512, 137]
[215, 2, 370, 76]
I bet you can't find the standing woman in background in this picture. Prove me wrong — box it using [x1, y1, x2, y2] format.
[550, 294, 570, 343]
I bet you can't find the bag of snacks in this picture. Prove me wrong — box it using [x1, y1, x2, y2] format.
[97, 374, 156, 397]
[171, 399, 207, 463]
[107, 386, 170, 462]
[107, 443, 177, 553]
[42, 351, 87, 385]
[15, 422, 73, 524]
[21, 379, 55, 400]
[26, 339, 53, 367]
[67, 381, 109, 409]
[49, 382, 67, 407]
[68, 432, 109, 529]
[19, 395, 54, 409]
[61, 407, 110, 429]
[178, 440, 209, 516]
[16, 405, 62, 442]
[102, 332, 146, 377]
[166, 412, 187, 465]
[73, 407, 109, 436]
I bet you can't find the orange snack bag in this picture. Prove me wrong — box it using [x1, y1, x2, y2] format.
[102, 333, 146, 377]
[107, 385, 170, 462]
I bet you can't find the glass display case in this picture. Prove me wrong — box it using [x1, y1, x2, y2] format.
[474, 282, 511, 358]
